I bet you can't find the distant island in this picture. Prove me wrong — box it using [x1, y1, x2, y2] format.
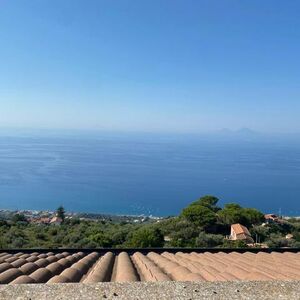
[0, 195, 300, 249]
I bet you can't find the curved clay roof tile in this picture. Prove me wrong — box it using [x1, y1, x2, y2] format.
[19, 262, 39, 275]
[10, 275, 36, 284]
[46, 262, 64, 275]
[11, 258, 27, 268]
[34, 259, 49, 268]
[30, 268, 53, 283]
[60, 268, 83, 282]
[0, 268, 23, 284]
[47, 275, 70, 284]
[0, 263, 12, 274]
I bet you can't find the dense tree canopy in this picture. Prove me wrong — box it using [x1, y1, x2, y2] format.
[190, 195, 220, 212]
[181, 205, 217, 228]
[11, 214, 28, 224]
[217, 203, 264, 227]
[127, 227, 164, 248]
[0, 195, 298, 249]
[56, 206, 66, 221]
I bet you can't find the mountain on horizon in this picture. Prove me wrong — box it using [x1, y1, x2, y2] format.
[216, 127, 260, 136]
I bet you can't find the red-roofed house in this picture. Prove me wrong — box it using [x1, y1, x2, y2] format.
[229, 223, 254, 243]
[264, 214, 280, 223]
[50, 216, 63, 225]
[30, 217, 51, 225]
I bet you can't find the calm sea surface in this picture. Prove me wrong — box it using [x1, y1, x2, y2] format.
[0, 132, 300, 216]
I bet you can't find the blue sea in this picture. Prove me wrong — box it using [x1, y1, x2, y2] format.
[0, 130, 300, 216]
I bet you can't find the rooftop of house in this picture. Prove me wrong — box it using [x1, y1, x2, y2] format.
[1, 249, 300, 285]
[231, 223, 251, 236]
[265, 214, 279, 219]
[50, 216, 63, 223]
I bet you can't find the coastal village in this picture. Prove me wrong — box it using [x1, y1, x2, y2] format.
[0, 209, 161, 226]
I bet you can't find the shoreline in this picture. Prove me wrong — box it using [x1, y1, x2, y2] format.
[0, 208, 165, 222]
[1, 207, 300, 221]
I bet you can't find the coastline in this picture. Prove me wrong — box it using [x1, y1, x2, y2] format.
[0, 208, 165, 223]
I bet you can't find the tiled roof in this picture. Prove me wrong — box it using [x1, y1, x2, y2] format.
[265, 214, 278, 219]
[231, 224, 251, 236]
[50, 217, 62, 223]
[0, 250, 300, 284]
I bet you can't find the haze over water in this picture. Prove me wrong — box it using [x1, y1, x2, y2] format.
[0, 130, 299, 217]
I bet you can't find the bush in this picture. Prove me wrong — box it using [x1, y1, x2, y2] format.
[222, 239, 248, 248]
[127, 227, 164, 248]
[11, 214, 28, 224]
[190, 195, 221, 212]
[218, 204, 264, 227]
[266, 233, 289, 248]
[195, 232, 224, 248]
[89, 232, 112, 247]
[181, 205, 217, 228]
[250, 225, 269, 243]
[169, 226, 199, 247]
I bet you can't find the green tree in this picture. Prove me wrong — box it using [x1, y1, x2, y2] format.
[292, 231, 300, 242]
[195, 232, 224, 248]
[242, 208, 264, 225]
[218, 203, 263, 227]
[181, 205, 217, 228]
[218, 204, 244, 225]
[89, 232, 112, 247]
[169, 225, 199, 247]
[250, 225, 269, 243]
[128, 227, 164, 248]
[222, 239, 248, 248]
[190, 195, 220, 212]
[56, 206, 66, 221]
[12, 214, 28, 224]
[0, 236, 7, 249]
[266, 233, 289, 248]
[267, 222, 295, 235]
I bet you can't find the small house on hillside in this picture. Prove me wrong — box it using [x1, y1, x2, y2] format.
[30, 217, 51, 225]
[50, 216, 63, 225]
[264, 214, 280, 224]
[229, 223, 254, 243]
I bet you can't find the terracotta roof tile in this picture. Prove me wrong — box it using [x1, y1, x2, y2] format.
[0, 250, 300, 284]
[231, 224, 251, 236]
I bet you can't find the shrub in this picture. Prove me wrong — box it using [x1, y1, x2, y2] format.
[127, 227, 164, 248]
[181, 205, 217, 228]
[195, 232, 224, 248]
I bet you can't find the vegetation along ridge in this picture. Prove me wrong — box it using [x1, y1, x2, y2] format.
[1, 196, 300, 249]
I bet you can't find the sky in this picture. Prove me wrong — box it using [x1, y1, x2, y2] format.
[0, 0, 300, 133]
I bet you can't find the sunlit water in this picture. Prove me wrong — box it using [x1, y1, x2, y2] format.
[0, 132, 300, 216]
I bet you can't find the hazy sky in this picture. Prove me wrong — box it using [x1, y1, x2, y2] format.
[0, 0, 300, 133]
